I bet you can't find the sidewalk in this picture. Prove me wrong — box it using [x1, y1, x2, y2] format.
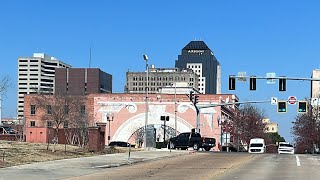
[0, 148, 190, 180]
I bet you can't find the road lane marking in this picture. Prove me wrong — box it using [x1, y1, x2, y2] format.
[296, 155, 301, 167]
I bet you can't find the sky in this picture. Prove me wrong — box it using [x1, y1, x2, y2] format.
[1, 0, 320, 143]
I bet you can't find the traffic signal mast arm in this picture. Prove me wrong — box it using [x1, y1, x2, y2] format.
[229, 75, 320, 81]
[197, 100, 271, 109]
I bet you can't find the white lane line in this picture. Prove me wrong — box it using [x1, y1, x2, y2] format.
[296, 155, 301, 167]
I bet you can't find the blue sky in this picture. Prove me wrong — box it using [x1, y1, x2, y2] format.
[1, 0, 320, 142]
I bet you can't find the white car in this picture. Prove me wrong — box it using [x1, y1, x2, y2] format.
[278, 142, 294, 154]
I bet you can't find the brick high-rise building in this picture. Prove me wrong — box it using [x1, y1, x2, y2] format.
[55, 68, 112, 95]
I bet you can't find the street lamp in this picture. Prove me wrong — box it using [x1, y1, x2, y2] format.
[218, 116, 225, 151]
[107, 113, 114, 145]
[143, 54, 149, 148]
[171, 82, 177, 137]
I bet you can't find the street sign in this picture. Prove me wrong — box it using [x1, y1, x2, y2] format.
[266, 73, 276, 84]
[288, 96, 297, 105]
[271, 97, 278, 105]
[237, 72, 247, 82]
[311, 98, 319, 106]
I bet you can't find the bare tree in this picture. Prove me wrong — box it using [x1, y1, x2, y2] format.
[34, 93, 87, 152]
[292, 99, 320, 153]
[225, 104, 266, 148]
[0, 76, 10, 94]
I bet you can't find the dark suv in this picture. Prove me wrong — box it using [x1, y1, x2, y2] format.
[168, 132, 215, 151]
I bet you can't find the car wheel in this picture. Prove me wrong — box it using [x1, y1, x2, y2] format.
[204, 147, 211, 151]
[193, 142, 200, 150]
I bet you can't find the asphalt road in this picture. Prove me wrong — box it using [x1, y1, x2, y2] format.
[67, 152, 255, 180]
[217, 154, 320, 180]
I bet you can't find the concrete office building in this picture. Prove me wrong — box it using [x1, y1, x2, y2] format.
[175, 41, 221, 94]
[125, 66, 199, 94]
[55, 68, 112, 95]
[17, 53, 71, 118]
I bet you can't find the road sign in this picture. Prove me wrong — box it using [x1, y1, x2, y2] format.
[237, 72, 247, 82]
[288, 96, 297, 105]
[266, 73, 276, 84]
[311, 98, 319, 106]
[271, 97, 278, 105]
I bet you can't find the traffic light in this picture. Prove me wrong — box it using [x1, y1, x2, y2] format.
[189, 91, 194, 102]
[277, 101, 287, 113]
[229, 75, 236, 90]
[194, 95, 199, 105]
[298, 101, 308, 113]
[279, 77, 286, 91]
[249, 76, 256, 90]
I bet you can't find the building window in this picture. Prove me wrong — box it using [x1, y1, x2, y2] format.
[63, 121, 68, 128]
[47, 105, 52, 115]
[80, 105, 86, 115]
[47, 121, 53, 127]
[30, 105, 36, 115]
[30, 121, 36, 127]
[64, 105, 69, 114]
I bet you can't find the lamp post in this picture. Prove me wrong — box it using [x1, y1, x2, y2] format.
[107, 113, 114, 145]
[171, 82, 177, 137]
[218, 116, 225, 151]
[174, 82, 177, 137]
[143, 54, 149, 148]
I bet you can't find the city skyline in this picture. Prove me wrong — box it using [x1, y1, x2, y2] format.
[2, 1, 320, 143]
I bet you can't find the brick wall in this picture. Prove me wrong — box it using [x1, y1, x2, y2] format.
[0, 135, 23, 141]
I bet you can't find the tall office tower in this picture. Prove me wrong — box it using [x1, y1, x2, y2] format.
[125, 66, 199, 94]
[311, 69, 320, 98]
[175, 41, 221, 94]
[17, 53, 71, 118]
[55, 68, 112, 95]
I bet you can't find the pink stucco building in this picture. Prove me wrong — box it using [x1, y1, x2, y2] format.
[24, 93, 238, 151]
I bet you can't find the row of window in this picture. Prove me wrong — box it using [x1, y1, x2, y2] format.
[29, 120, 69, 128]
[19, 73, 39, 76]
[132, 76, 188, 81]
[19, 78, 38, 81]
[188, 65, 202, 69]
[131, 82, 178, 86]
[30, 105, 86, 115]
[19, 59, 39, 63]
[19, 64, 39, 67]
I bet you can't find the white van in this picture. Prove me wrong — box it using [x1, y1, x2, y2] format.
[248, 138, 266, 153]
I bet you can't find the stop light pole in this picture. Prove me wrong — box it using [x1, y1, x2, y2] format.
[188, 91, 200, 133]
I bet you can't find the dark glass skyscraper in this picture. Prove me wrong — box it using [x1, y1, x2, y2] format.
[175, 41, 221, 94]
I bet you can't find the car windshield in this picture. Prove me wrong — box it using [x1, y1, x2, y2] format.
[250, 143, 263, 147]
[279, 144, 293, 147]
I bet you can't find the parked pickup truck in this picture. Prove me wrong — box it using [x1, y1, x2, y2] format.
[168, 132, 216, 151]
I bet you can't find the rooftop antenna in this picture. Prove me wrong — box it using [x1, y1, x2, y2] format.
[89, 47, 92, 68]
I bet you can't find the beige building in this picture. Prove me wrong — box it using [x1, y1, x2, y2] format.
[262, 118, 278, 133]
[311, 69, 320, 98]
[125, 66, 199, 94]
